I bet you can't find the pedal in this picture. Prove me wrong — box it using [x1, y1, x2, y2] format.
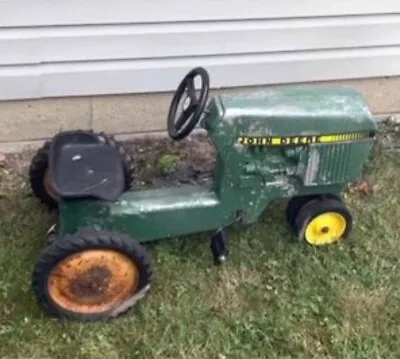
[210, 229, 229, 265]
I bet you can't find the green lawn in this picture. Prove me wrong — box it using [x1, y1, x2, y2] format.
[0, 148, 399, 359]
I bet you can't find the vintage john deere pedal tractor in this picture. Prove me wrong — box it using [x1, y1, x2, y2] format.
[29, 67, 377, 321]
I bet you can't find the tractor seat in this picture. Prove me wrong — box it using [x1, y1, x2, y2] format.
[49, 131, 125, 201]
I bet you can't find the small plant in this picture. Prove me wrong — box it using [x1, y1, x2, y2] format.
[155, 154, 181, 176]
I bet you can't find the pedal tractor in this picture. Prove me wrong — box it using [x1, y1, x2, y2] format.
[29, 67, 377, 321]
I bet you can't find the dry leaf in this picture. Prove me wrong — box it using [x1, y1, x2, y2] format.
[348, 178, 376, 195]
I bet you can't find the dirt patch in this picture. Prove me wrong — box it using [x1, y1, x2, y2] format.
[209, 266, 262, 316]
[125, 132, 216, 190]
[2, 132, 217, 191]
[377, 115, 400, 151]
[338, 282, 389, 336]
[0, 163, 29, 199]
[340, 284, 386, 317]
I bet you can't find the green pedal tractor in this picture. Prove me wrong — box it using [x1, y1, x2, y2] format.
[29, 67, 377, 321]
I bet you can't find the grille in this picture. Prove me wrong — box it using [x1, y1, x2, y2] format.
[303, 140, 374, 186]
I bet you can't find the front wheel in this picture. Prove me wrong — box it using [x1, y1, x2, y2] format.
[292, 197, 353, 246]
[32, 230, 153, 321]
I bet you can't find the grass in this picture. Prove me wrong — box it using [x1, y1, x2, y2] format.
[0, 149, 399, 359]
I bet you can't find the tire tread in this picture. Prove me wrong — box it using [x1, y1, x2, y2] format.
[32, 230, 152, 322]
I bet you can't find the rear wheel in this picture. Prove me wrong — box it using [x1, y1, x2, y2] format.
[29, 141, 58, 207]
[32, 230, 152, 321]
[29, 132, 135, 208]
[293, 197, 353, 246]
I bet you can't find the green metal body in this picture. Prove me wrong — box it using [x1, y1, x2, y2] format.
[59, 86, 378, 242]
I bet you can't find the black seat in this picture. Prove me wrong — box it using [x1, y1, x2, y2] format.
[49, 131, 125, 201]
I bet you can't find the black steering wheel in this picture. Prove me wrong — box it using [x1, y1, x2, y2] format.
[167, 67, 210, 141]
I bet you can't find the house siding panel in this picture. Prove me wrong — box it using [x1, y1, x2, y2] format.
[0, 1, 399, 100]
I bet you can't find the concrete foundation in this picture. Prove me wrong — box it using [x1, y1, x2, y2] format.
[1, 76, 400, 153]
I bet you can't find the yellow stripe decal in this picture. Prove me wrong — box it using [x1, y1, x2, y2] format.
[237, 132, 375, 146]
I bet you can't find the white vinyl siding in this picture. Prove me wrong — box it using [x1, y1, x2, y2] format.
[1, 0, 400, 100]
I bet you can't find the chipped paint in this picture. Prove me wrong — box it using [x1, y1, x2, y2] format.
[111, 187, 220, 216]
[233, 142, 246, 153]
[304, 148, 320, 186]
[296, 163, 306, 177]
[213, 86, 377, 138]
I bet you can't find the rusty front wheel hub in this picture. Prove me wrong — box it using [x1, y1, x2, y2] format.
[48, 249, 140, 314]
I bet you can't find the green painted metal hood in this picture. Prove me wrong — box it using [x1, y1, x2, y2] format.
[216, 87, 378, 135]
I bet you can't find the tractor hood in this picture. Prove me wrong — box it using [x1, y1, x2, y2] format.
[215, 87, 378, 136]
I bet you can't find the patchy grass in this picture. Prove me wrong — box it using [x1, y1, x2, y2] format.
[0, 147, 399, 359]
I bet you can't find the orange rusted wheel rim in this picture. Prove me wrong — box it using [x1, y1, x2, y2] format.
[48, 249, 140, 314]
[43, 170, 59, 200]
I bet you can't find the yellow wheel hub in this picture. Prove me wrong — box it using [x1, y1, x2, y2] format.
[304, 212, 347, 246]
[48, 249, 139, 314]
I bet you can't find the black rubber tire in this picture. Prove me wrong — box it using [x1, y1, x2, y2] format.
[293, 196, 353, 246]
[286, 193, 342, 231]
[286, 195, 319, 230]
[29, 141, 56, 208]
[97, 132, 135, 188]
[29, 132, 135, 208]
[32, 230, 153, 321]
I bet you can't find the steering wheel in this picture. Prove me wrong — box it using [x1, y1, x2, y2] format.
[167, 67, 210, 141]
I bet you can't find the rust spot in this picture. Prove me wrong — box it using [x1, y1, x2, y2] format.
[69, 266, 111, 301]
[48, 249, 140, 314]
